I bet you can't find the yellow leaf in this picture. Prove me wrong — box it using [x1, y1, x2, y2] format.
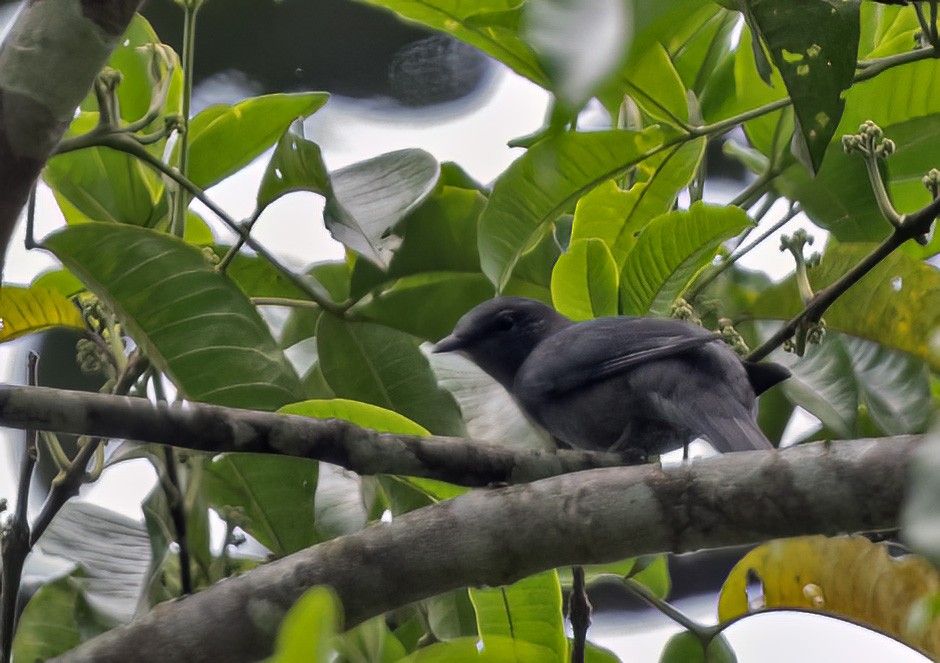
[0, 286, 84, 343]
[719, 535, 940, 658]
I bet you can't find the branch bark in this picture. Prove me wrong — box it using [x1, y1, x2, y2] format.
[48, 435, 917, 663]
[0, 384, 628, 485]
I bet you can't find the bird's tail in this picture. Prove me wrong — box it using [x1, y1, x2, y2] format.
[699, 412, 773, 453]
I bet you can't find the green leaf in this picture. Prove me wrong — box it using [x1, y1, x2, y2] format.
[571, 138, 706, 267]
[758, 323, 932, 439]
[354, 273, 494, 341]
[551, 238, 619, 320]
[0, 285, 84, 343]
[328, 149, 441, 268]
[280, 398, 429, 436]
[612, 42, 689, 125]
[470, 571, 568, 663]
[427, 590, 479, 640]
[768, 331, 859, 438]
[204, 454, 318, 556]
[659, 631, 736, 663]
[522, 0, 631, 110]
[44, 223, 303, 410]
[256, 119, 331, 210]
[479, 128, 664, 290]
[746, 0, 860, 172]
[749, 243, 940, 371]
[399, 636, 554, 662]
[334, 617, 408, 663]
[186, 92, 329, 189]
[270, 587, 341, 663]
[619, 202, 752, 316]
[32, 269, 85, 297]
[13, 573, 115, 662]
[352, 0, 548, 87]
[316, 314, 466, 435]
[45, 113, 163, 227]
[213, 249, 309, 299]
[629, 554, 672, 599]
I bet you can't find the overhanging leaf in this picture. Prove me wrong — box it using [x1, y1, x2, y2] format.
[185, 92, 329, 189]
[746, 0, 860, 173]
[523, 0, 632, 110]
[479, 128, 664, 290]
[619, 202, 752, 316]
[0, 285, 84, 343]
[352, 0, 548, 87]
[44, 223, 303, 410]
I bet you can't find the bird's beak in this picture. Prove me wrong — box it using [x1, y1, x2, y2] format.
[434, 334, 467, 353]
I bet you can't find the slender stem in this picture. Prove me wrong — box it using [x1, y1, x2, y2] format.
[251, 297, 320, 309]
[863, 156, 903, 227]
[747, 231, 904, 362]
[728, 171, 774, 209]
[568, 566, 590, 663]
[622, 578, 713, 639]
[24, 184, 38, 250]
[855, 46, 936, 81]
[0, 354, 40, 663]
[217, 209, 261, 273]
[171, 2, 199, 237]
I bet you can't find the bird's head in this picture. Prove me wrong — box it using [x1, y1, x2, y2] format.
[435, 297, 570, 388]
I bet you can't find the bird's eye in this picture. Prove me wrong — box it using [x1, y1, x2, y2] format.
[495, 314, 514, 331]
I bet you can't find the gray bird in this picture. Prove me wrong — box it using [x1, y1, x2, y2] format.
[435, 297, 789, 457]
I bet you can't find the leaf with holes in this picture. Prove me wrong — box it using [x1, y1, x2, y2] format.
[746, 0, 860, 173]
[45, 223, 303, 410]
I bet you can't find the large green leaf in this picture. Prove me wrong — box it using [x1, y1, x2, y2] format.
[269, 587, 341, 663]
[204, 454, 319, 556]
[619, 202, 752, 316]
[353, 272, 494, 341]
[259, 122, 440, 268]
[13, 573, 114, 662]
[352, 0, 548, 87]
[45, 223, 303, 410]
[45, 114, 163, 227]
[746, 0, 860, 173]
[749, 243, 940, 370]
[571, 138, 707, 267]
[479, 128, 664, 290]
[522, 0, 631, 110]
[185, 92, 329, 189]
[328, 149, 441, 268]
[316, 314, 466, 435]
[607, 42, 689, 125]
[400, 636, 555, 662]
[551, 238, 619, 320]
[469, 571, 567, 663]
[0, 285, 84, 343]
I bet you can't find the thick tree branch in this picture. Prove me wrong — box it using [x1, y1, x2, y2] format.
[0, 0, 143, 272]
[0, 384, 628, 486]
[48, 436, 917, 663]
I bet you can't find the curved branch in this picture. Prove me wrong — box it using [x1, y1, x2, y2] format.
[49, 435, 917, 663]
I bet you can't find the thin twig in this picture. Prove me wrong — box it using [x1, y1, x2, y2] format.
[0, 353, 40, 663]
[161, 446, 193, 595]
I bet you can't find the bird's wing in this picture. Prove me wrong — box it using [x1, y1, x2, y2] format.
[521, 317, 720, 396]
[651, 388, 773, 452]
